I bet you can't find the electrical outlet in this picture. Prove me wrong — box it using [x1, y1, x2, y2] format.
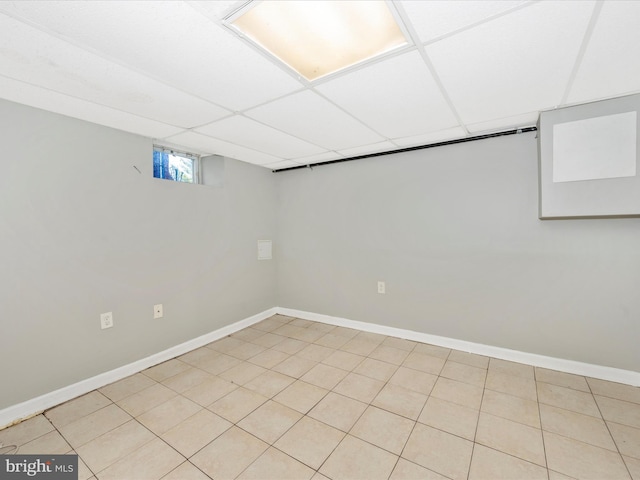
[100, 312, 113, 329]
[378, 281, 386, 294]
[154, 304, 163, 319]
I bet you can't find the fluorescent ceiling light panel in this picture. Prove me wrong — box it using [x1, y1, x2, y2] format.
[230, 0, 408, 81]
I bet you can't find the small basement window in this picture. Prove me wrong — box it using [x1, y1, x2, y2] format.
[153, 146, 199, 183]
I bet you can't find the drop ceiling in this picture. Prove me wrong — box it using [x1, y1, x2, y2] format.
[0, 0, 638, 170]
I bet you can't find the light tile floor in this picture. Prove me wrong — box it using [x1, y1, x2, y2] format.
[1, 314, 639, 480]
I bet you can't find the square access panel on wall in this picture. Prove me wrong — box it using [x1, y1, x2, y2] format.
[538, 93, 640, 219]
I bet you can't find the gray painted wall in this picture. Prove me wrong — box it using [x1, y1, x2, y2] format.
[0, 99, 277, 408]
[276, 132, 640, 372]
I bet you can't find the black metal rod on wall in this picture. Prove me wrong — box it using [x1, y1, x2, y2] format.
[272, 126, 538, 173]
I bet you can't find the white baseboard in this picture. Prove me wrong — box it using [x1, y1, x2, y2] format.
[0, 308, 276, 430]
[277, 307, 640, 387]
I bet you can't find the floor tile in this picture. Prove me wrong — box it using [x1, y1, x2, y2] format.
[243, 370, 294, 398]
[624, 455, 640, 480]
[440, 360, 487, 387]
[218, 361, 266, 386]
[162, 368, 214, 394]
[540, 403, 616, 451]
[98, 373, 156, 402]
[388, 366, 437, 395]
[181, 375, 238, 407]
[226, 341, 266, 361]
[231, 327, 264, 342]
[116, 383, 177, 417]
[544, 430, 631, 479]
[412, 343, 451, 359]
[331, 326, 361, 339]
[161, 461, 211, 480]
[76, 419, 154, 473]
[308, 392, 367, 432]
[136, 396, 201, 436]
[314, 332, 350, 349]
[58, 404, 131, 448]
[340, 338, 380, 356]
[207, 387, 268, 423]
[274, 416, 345, 470]
[402, 423, 473, 480]
[354, 331, 387, 344]
[350, 406, 414, 455]
[311, 473, 331, 480]
[389, 458, 449, 480]
[469, 444, 548, 480]
[249, 332, 286, 349]
[402, 351, 445, 375]
[418, 396, 479, 441]
[535, 367, 590, 392]
[45, 392, 111, 428]
[381, 336, 416, 351]
[76, 455, 93, 480]
[252, 317, 289, 333]
[475, 412, 546, 466]
[161, 409, 231, 458]
[369, 344, 410, 365]
[308, 322, 336, 333]
[300, 363, 348, 390]
[538, 382, 600, 417]
[246, 348, 289, 369]
[481, 389, 541, 428]
[353, 357, 398, 381]
[237, 447, 315, 480]
[97, 437, 184, 480]
[321, 350, 365, 371]
[191, 427, 268, 480]
[372, 383, 428, 420]
[447, 350, 489, 369]
[588, 378, 640, 404]
[271, 338, 308, 355]
[17, 430, 71, 454]
[237, 400, 302, 444]
[273, 380, 329, 414]
[489, 358, 535, 379]
[430, 376, 483, 410]
[333, 372, 385, 403]
[272, 355, 317, 378]
[320, 435, 398, 480]
[207, 336, 246, 354]
[548, 470, 576, 480]
[608, 421, 640, 459]
[143, 359, 190, 382]
[0, 414, 54, 447]
[289, 318, 314, 328]
[486, 370, 538, 401]
[179, 347, 220, 368]
[193, 353, 242, 376]
[297, 343, 335, 362]
[595, 395, 640, 428]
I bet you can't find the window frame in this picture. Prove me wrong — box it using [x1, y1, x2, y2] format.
[153, 145, 200, 184]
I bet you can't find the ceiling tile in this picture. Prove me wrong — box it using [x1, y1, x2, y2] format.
[0, 75, 183, 139]
[338, 141, 398, 158]
[567, 1, 640, 103]
[294, 151, 344, 165]
[401, 0, 527, 43]
[392, 127, 468, 147]
[195, 116, 327, 159]
[316, 50, 458, 138]
[425, 1, 596, 125]
[466, 112, 539, 134]
[187, 1, 244, 21]
[245, 90, 384, 150]
[264, 160, 303, 170]
[0, 1, 303, 112]
[163, 131, 282, 166]
[0, 12, 229, 128]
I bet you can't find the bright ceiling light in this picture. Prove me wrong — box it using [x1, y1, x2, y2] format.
[229, 1, 408, 81]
